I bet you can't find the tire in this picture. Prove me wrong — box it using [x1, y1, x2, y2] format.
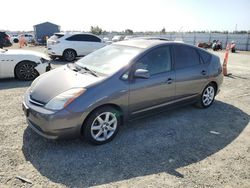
[83, 106, 121, 145]
[13, 38, 19, 43]
[63, 49, 76, 62]
[15, 61, 39, 81]
[196, 83, 216, 108]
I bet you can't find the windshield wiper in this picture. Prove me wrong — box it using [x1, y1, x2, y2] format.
[75, 64, 99, 77]
[67, 63, 98, 77]
[68, 63, 99, 77]
[81, 66, 99, 77]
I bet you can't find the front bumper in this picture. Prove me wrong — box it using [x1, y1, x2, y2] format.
[35, 62, 52, 75]
[22, 97, 83, 139]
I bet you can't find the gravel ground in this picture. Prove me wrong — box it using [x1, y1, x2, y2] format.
[0, 45, 250, 187]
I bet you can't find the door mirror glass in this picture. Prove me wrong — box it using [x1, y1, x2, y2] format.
[134, 69, 150, 79]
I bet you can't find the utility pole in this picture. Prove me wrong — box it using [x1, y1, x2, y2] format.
[235, 24, 237, 33]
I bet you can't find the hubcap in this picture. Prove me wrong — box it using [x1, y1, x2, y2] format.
[65, 51, 75, 61]
[19, 64, 37, 80]
[91, 112, 117, 142]
[202, 86, 215, 106]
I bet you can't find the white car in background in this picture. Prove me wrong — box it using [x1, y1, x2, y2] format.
[11, 34, 34, 43]
[112, 35, 124, 42]
[124, 35, 134, 40]
[0, 49, 51, 81]
[47, 33, 106, 61]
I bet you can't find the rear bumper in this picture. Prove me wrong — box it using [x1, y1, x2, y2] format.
[47, 46, 63, 56]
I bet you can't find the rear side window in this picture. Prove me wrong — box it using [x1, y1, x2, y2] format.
[198, 49, 212, 64]
[173, 45, 200, 69]
[66, 34, 101, 42]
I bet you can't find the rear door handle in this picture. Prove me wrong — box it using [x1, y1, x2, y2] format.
[201, 70, 207, 75]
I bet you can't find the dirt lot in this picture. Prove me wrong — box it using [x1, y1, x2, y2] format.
[0, 45, 250, 188]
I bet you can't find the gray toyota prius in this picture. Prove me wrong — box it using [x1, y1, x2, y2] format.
[23, 39, 223, 144]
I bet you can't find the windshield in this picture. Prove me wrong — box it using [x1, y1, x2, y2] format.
[76, 45, 142, 75]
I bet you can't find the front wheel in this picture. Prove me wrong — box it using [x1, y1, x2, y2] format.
[83, 106, 120, 145]
[196, 84, 216, 108]
[15, 61, 39, 81]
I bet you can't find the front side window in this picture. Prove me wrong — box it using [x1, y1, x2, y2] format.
[135, 46, 172, 76]
[82, 35, 101, 42]
[173, 45, 200, 69]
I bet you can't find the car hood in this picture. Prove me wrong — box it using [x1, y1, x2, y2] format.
[5, 49, 50, 60]
[29, 65, 105, 104]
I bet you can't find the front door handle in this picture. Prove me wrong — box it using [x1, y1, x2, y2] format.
[166, 78, 173, 84]
[201, 70, 207, 75]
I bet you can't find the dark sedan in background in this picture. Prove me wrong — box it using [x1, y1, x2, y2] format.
[23, 39, 223, 145]
[0, 32, 12, 48]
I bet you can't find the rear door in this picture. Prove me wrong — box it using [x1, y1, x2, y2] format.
[129, 45, 175, 115]
[66, 34, 105, 56]
[172, 44, 209, 100]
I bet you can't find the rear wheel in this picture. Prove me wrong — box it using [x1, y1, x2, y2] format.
[83, 106, 120, 145]
[15, 61, 39, 81]
[63, 49, 76, 62]
[196, 83, 216, 108]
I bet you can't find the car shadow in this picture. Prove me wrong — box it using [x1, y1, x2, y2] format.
[0, 78, 32, 90]
[22, 101, 249, 187]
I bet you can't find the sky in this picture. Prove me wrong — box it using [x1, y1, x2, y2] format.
[1, 0, 250, 32]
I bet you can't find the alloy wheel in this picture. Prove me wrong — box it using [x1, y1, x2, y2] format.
[19, 63, 38, 80]
[91, 112, 117, 142]
[202, 86, 215, 106]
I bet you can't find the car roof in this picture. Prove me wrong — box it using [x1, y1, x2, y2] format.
[115, 39, 185, 49]
[56, 32, 98, 36]
[134, 36, 169, 41]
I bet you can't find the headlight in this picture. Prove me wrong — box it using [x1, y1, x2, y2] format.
[45, 88, 86, 110]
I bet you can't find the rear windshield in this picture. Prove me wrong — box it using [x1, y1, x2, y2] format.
[50, 34, 64, 40]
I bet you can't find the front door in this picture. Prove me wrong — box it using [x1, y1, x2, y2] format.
[129, 45, 175, 115]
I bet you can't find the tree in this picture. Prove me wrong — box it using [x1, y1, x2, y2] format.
[161, 27, 166, 34]
[90, 26, 103, 35]
[125, 29, 133, 35]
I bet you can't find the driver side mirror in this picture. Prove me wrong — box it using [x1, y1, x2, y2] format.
[134, 69, 150, 79]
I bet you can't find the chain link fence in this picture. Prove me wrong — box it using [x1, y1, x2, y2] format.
[158, 33, 250, 51]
